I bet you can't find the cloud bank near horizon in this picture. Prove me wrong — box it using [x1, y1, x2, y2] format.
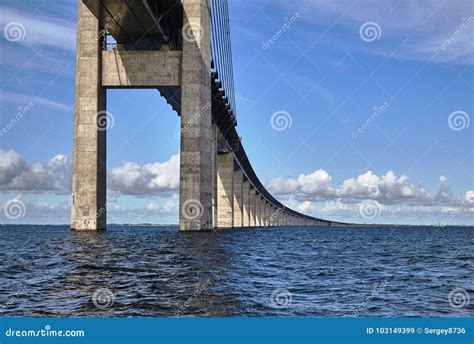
[0, 149, 472, 225]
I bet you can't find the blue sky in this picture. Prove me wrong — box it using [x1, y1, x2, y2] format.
[0, 0, 473, 225]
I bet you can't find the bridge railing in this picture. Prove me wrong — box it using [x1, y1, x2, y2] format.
[210, 0, 237, 121]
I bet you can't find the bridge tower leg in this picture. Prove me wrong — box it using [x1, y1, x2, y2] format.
[71, 1, 106, 231]
[180, 0, 213, 230]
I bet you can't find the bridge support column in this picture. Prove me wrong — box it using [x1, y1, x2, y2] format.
[272, 207, 279, 226]
[275, 210, 281, 226]
[255, 195, 262, 226]
[242, 180, 250, 227]
[263, 199, 268, 227]
[249, 187, 256, 226]
[71, 1, 107, 231]
[216, 152, 234, 228]
[265, 202, 270, 226]
[211, 123, 218, 228]
[269, 207, 275, 226]
[179, 0, 213, 231]
[233, 168, 244, 227]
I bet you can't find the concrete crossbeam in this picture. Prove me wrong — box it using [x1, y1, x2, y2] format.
[102, 50, 182, 87]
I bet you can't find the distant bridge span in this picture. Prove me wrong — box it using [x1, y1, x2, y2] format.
[72, 0, 343, 230]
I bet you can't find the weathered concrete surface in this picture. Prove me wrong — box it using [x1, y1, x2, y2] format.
[72, 0, 332, 231]
[179, 0, 213, 231]
[216, 152, 234, 228]
[211, 124, 218, 228]
[242, 180, 250, 227]
[71, 1, 106, 231]
[102, 50, 182, 87]
[233, 169, 244, 227]
[255, 195, 262, 227]
[249, 187, 256, 226]
[262, 201, 268, 227]
[270, 207, 278, 226]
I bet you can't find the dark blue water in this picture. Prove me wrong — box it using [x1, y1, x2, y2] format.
[0, 225, 472, 317]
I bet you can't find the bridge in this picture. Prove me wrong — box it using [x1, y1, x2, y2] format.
[72, 0, 341, 230]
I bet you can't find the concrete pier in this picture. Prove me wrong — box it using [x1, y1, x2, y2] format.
[233, 168, 244, 227]
[249, 187, 256, 227]
[71, 0, 338, 231]
[71, 1, 107, 231]
[217, 152, 234, 228]
[242, 180, 250, 227]
[179, 0, 213, 231]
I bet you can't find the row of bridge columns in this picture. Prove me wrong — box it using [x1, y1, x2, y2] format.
[71, 0, 324, 230]
[212, 147, 317, 229]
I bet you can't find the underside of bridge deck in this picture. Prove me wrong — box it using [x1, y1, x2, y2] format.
[71, 0, 345, 230]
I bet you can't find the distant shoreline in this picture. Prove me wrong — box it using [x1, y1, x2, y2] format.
[1, 223, 473, 228]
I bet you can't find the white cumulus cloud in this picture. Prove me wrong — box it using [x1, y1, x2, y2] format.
[267, 169, 460, 206]
[109, 154, 180, 196]
[0, 149, 71, 193]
